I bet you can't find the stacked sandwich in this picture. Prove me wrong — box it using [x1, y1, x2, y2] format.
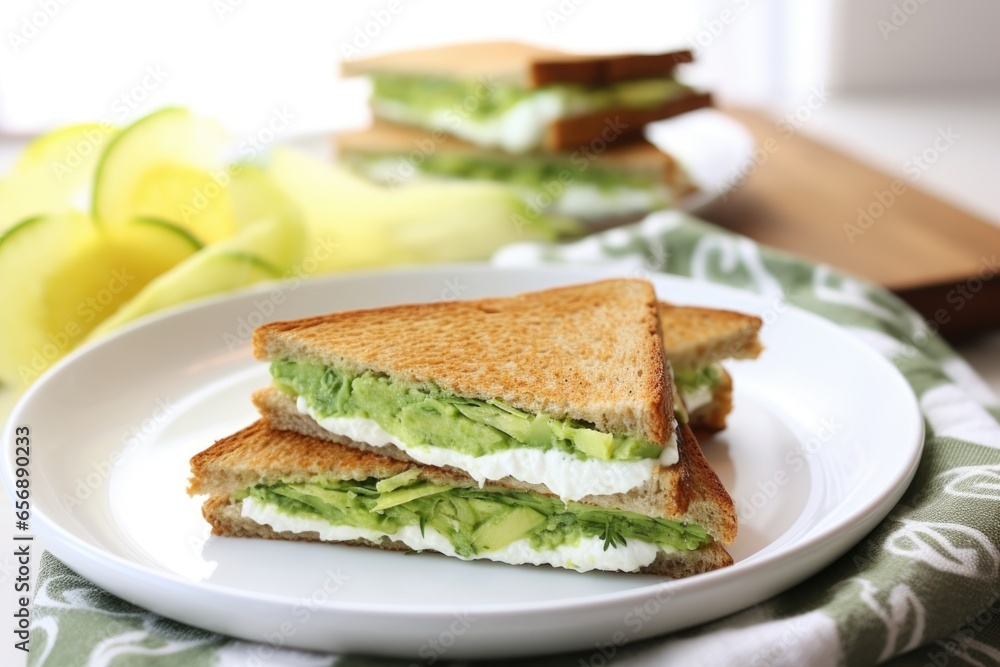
[189, 280, 760, 577]
[336, 42, 710, 227]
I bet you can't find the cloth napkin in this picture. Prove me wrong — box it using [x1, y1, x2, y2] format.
[28, 212, 1000, 666]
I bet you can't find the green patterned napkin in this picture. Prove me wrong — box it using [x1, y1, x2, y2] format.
[28, 212, 1000, 666]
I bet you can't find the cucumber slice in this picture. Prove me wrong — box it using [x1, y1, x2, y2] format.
[132, 216, 204, 252]
[86, 212, 303, 339]
[92, 108, 233, 241]
[0, 214, 93, 388]
[44, 217, 204, 339]
[0, 123, 116, 231]
[267, 148, 387, 272]
[0, 213, 205, 388]
[266, 147, 559, 271]
[127, 163, 236, 243]
[228, 163, 302, 230]
[85, 250, 279, 340]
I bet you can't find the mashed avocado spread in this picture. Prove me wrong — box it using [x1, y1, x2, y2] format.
[271, 359, 663, 461]
[370, 73, 691, 121]
[355, 152, 660, 194]
[674, 364, 724, 393]
[238, 471, 710, 557]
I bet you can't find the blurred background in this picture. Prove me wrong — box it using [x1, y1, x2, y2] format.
[3, 0, 998, 224]
[1, 0, 998, 380]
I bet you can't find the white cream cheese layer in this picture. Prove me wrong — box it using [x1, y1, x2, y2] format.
[372, 91, 572, 153]
[550, 183, 670, 219]
[356, 159, 673, 222]
[242, 496, 661, 573]
[680, 384, 715, 412]
[361, 157, 673, 220]
[296, 397, 678, 501]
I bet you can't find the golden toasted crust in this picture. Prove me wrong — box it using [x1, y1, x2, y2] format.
[671, 420, 738, 545]
[642, 541, 732, 577]
[532, 50, 694, 88]
[189, 419, 422, 497]
[252, 279, 672, 446]
[659, 303, 763, 370]
[336, 121, 697, 197]
[688, 368, 733, 433]
[340, 41, 693, 88]
[202, 495, 732, 578]
[190, 418, 736, 546]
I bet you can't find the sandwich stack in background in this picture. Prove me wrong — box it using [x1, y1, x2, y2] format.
[658, 303, 763, 432]
[189, 280, 745, 577]
[336, 41, 711, 227]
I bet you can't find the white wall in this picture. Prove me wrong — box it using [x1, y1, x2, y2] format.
[0, 0, 700, 135]
[3, 0, 995, 137]
[829, 0, 1000, 93]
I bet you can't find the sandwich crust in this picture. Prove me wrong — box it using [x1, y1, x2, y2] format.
[252, 279, 673, 447]
[658, 303, 763, 370]
[545, 92, 712, 152]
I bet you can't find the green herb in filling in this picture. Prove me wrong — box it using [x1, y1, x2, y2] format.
[244, 474, 710, 558]
[674, 364, 724, 393]
[353, 152, 660, 194]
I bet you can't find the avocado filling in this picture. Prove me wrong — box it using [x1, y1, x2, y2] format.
[367, 73, 691, 152]
[344, 153, 679, 221]
[385, 153, 660, 191]
[270, 359, 664, 462]
[371, 73, 690, 120]
[348, 150, 670, 192]
[674, 363, 724, 413]
[238, 472, 710, 558]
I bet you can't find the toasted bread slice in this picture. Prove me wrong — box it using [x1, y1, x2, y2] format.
[659, 303, 761, 432]
[336, 120, 698, 198]
[253, 279, 673, 446]
[546, 92, 712, 152]
[341, 41, 694, 88]
[658, 303, 763, 371]
[190, 420, 735, 576]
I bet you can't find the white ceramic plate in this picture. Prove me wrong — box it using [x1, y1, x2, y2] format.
[1, 265, 922, 659]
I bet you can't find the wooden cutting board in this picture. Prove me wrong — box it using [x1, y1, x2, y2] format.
[697, 108, 1000, 339]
